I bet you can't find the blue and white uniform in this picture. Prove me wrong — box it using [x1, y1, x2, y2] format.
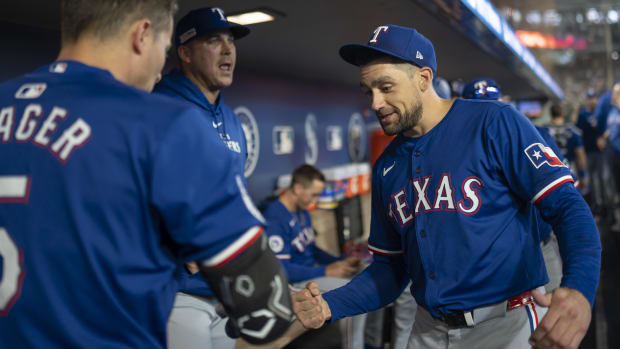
[0, 61, 263, 348]
[261, 199, 340, 283]
[154, 69, 247, 174]
[322, 99, 601, 341]
[547, 124, 584, 172]
[153, 69, 251, 349]
[262, 198, 369, 349]
[576, 107, 601, 154]
[154, 68, 249, 298]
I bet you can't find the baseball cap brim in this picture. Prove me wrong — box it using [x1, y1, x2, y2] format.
[339, 43, 420, 68]
[228, 22, 250, 40]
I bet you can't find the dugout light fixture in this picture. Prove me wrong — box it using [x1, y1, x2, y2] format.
[227, 8, 283, 25]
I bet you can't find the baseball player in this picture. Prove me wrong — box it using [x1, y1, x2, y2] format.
[0, 1, 292, 348]
[387, 75, 451, 349]
[262, 164, 367, 348]
[463, 77, 565, 293]
[293, 25, 601, 349]
[604, 104, 620, 202]
[152, 7, 251, 349]
[546, 102, 588, 189]
[575, 90, 605, 212]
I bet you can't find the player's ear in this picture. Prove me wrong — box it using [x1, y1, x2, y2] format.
[177, 45, 191, 64]
[291, 182, 303, 196]
[131, 19, 152, 55]
[417, 67, 433, 93]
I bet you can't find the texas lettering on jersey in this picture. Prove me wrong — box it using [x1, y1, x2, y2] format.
[387, 173, 484, 226]
[0, 101, 91, 163]
[291, 224, 315, 253]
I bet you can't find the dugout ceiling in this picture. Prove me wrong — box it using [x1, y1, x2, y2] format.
[0, 0, 559, 99]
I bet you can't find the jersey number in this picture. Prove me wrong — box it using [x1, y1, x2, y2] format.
[0, 176, 28, 316]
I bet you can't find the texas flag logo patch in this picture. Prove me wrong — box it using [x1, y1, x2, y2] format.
[525, 143, 566, 169]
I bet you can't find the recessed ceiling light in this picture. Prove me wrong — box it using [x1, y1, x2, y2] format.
[227, 8, 283, 25]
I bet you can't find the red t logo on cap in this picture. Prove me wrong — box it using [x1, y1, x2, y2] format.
[369, 26, 389, 44]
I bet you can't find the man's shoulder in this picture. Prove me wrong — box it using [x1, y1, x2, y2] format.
[568, 125, 583, 137]
[453, 98, 506, 115]
[261, 199, 288, 219]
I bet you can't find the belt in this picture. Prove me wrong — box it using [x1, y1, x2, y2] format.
[438, 291, 534, 328]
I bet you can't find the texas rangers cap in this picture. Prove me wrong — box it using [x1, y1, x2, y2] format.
[339, 25, 437, 76]
[175, 7, 250, 46]
[462, 78, 503, 100]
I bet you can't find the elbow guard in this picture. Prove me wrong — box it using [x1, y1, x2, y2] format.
[199, 228, 294, 344]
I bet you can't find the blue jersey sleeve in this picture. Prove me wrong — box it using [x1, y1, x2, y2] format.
[367, 161, 403, 256]
[313, 247, 342, 265]
[568, 129, 584, 151]
[323, 253, 409, 322]
[150, 108, 265, 264]
[279, 260, 326, 283]
[264, 215, 293, 260]
[594, 92, 611, 134]
[487, 105, 574, 204]
[536, 184, 601, 306]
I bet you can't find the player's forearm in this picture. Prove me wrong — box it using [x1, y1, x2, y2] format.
[313, 246, 342, 264]
[576, 149, 588, 181]
[322, 254, 409, 322]
[280, 259, 327, 283]
[537, 184, 601, 306]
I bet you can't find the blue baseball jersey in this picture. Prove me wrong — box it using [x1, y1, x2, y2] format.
[262, 200, 339, 283]
[606, 106, 620, 155]
[594, 90, 613, 134]
[0, 61, 264, 348]
[154, 69, 247, 172]
[368, 99, 574, 317]
[153, 69, 250, 297]
[576, 108, 600, 152]
[546, 124, 583, 165]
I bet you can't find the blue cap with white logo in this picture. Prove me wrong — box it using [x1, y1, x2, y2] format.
[339, 25, 437, 76]
[462, 78, 503, 100]
[175, 7, 250, 46]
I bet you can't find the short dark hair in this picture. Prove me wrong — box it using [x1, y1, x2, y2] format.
[550, 102, 563, 118]
[60, 0, 178, 45]
[291, 164, 325, 188]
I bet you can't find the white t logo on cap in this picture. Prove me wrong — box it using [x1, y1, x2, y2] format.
[369, 26, 389, 43]
[212, 7, 227, 21]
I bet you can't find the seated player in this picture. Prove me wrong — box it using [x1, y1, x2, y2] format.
[261, 164, 367, 348]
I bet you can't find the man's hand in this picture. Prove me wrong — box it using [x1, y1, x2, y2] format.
[529, 287, 591, 349]
[597, 134, 608, 151]
[326, 260, 357, 277]
[292, 282, 331, 329]
[344, 256, 361, 269]
[185, 261, 199, 274]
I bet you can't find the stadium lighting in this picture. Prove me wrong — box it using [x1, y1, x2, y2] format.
[227, 10, 279, 25]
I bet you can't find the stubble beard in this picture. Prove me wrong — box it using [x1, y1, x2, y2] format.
[381, 100, 423, 136]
